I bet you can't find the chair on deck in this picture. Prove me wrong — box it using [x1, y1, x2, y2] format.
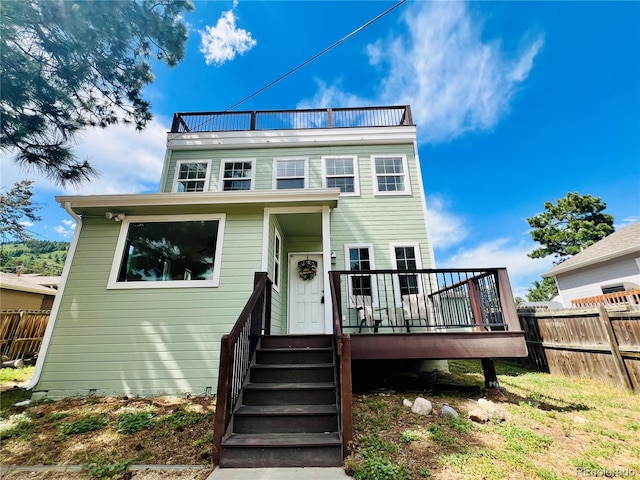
[349, 295, 391, 333]
[398, 293, 431, 332]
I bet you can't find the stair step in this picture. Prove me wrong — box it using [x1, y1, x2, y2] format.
[220, 433, 342, 468]
[250, 363, 335, 383]
[256, 348, 333, 365]
[242, 382, 336, 405]
[261, 335, 332, 349]
[233, 404, 338, 433]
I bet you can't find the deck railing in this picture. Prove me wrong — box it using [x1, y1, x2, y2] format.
[571, 289, 640, 308]
[329, 268, 520, 334]
[170, 106, 413, 133]
[213, 272, 272, 464]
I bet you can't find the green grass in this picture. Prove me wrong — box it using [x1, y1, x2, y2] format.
[59, 414, 109, 436]
[0, 366, 34, 383]
[117, 410, 156, 434]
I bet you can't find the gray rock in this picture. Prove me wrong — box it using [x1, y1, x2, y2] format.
[439, 405, 459, 418]
[402, 398, 413, 408]
[411, 397, 433, 416]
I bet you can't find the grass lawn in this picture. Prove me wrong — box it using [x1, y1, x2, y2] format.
[1, 361, 639, 479]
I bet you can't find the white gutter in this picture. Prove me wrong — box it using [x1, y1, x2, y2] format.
[26, 202, 82, 392]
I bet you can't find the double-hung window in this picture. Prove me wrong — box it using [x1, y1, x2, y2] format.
[274, 157, 307, 189]
[108, 214, 225, 289]
[220, 160, 255, 191]
[173, 160, 211, 192]
[391, 244, 423, 301]
[345, 244, 377, 306]
[372, 155, 411, 195]
[322, 156, 359, 196]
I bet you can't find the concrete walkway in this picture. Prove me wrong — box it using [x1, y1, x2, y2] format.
[206, 467, 350, 479]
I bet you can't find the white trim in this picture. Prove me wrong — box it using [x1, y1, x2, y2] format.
[322, 206, 333, 333]
[56, 189, 340, 211]
[273, 227, 283, 292]
[172, 160, 212, 193]
[158, 149, 172, 193]
[167, 125, 418, 151]
[107, 213, 226, 289]
[321, 155, 360, 197]
[26, 202, 82, 391]
[371, 154, 411, 196]
[413, 139, 436, 268]
[390, 242, 424, 303]
[344, 243, 378, 307]
[219, 158, 256, 191]
[273, 156, 309, 190]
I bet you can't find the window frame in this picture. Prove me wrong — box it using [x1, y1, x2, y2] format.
[219, 159, 256, 192]
[344, 244, 378, 307]
[273, 228, 282, 292]
[390, 243, 423, 303]
[107, 213, 226, 289]
[371, 154, 411, 195]
[172, 160, 212, 193]
[321, 155, 360, 197]
[272, 157, 309, 190]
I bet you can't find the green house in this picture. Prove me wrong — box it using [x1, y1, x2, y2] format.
[28, 106, 527, 466]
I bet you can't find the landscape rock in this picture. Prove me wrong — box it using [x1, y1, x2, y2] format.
[402, 398, 413, 408]
[468, 408, 490, 423]
[439, 404, 459, 418]
[411, 397, 433, 416]
[573, 415, 588, 425]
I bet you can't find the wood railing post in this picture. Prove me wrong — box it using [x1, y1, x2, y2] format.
[213, 334, 233, 464]
[339, 334, 353, 457]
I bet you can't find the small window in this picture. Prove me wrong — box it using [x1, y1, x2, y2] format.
[273, 229, 282, 290]
[322, 156, 359, 196]
[274, 158, 307, 189]
[108, 215, 225, 289]
[220, 160, 255, 191]
[173, 161, 211, 192]
[601, 284, 625, 295]
[372, 155, 411, 194]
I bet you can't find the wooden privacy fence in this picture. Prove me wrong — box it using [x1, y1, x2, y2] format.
[0, 310, 50, 361]
[518, 305, 640, 391]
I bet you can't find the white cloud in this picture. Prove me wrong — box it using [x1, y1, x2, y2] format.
[425, 194, 467, 250]
[440, 237, 555, 299]
[199, 5, 256, 66]
[1, 118, 168, 196]
[19, 221, 34, 227]
[302, 1, 544, 144]
[53, 219, 76, 238]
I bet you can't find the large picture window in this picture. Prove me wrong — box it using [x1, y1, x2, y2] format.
[108, 215, 225, 289]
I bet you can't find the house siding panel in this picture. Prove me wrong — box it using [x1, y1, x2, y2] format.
[35, 212, 264, 398]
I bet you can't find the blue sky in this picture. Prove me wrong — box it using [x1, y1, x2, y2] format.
[1, 0, 639, 298]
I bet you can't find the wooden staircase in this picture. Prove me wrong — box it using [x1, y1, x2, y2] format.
[218, 334, 343, 468]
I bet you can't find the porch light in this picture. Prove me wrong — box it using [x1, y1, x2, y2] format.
[331, 251, 337, 265]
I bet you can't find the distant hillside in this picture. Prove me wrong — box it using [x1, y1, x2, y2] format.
[0, 240, 69, 276]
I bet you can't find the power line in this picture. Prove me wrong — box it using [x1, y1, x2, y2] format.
[223, 0, 407, 112]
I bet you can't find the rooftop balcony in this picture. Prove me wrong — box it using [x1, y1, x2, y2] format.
[170, 105, 413, 133]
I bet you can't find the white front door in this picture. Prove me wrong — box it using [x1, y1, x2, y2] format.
[288, 253, 325, 334]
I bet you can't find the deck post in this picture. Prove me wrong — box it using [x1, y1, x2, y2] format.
[481, 358, 499, 388]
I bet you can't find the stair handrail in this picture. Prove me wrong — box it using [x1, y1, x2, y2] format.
[329, 271, 353, 458]
[213, 272, 272, 464]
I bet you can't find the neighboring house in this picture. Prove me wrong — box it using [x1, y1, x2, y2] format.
[0, 272, 59, 310]
[543, 222, 640, 307]
[28, 106, 525, 403]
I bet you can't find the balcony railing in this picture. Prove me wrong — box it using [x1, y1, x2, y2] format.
[170, 106, 413, 133]
[571, 288, 640, 308]
[329, 268, 519, 334]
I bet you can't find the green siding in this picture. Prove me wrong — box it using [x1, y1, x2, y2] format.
[36, 211, 263, 398]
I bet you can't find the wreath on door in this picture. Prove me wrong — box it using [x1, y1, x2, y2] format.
[297, 258, 318, 281]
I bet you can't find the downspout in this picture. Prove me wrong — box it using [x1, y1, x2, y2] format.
[25, 202, 82, 393]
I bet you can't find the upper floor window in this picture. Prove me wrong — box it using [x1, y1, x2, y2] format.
[108, 214, 225, 289]
[173, 160, 211, 192]
[372, 155, 411, 195]
[220, 160, 255, 191]
[274, 158, 308, 189]
[322, 156, 359, 196]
